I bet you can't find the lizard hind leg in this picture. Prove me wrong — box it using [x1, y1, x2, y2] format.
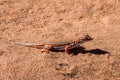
[41, 44, 53, 53]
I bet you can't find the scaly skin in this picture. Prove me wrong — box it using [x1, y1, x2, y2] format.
[9, 35, 93, 54]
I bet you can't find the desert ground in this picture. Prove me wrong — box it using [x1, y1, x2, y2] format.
[0, 0, 120, 80]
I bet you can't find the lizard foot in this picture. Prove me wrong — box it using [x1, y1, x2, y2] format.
[41, 44, 53, 53]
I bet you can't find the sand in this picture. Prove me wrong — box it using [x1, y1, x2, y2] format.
[0, 0, 120, 80]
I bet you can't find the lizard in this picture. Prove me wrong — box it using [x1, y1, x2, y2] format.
[6, 35, 93, 54]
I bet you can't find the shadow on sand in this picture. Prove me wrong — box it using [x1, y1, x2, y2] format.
[51, 46, 110, 55]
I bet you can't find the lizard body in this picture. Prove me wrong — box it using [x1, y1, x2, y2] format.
[8, 35, 93, 54]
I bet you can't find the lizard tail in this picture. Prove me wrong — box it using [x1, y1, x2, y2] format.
[10, 42, 44, 49]
[0, 39, 44, 49]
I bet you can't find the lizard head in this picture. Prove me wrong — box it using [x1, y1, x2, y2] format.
[84, 35, 93, 41]
[73, 35, 93, 44]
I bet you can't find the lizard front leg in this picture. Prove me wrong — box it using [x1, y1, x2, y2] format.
[65, 45, 72, 54]
[41, 44, 53, 53]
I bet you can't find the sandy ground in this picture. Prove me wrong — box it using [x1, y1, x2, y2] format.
[0, 0, 120, 80]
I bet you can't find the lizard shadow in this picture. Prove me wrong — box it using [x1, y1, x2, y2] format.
[70, 46, 110, 55]
[51, 46, 110, 55]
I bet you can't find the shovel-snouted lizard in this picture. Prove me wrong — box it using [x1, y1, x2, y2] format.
[9, 35, 93, 54]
